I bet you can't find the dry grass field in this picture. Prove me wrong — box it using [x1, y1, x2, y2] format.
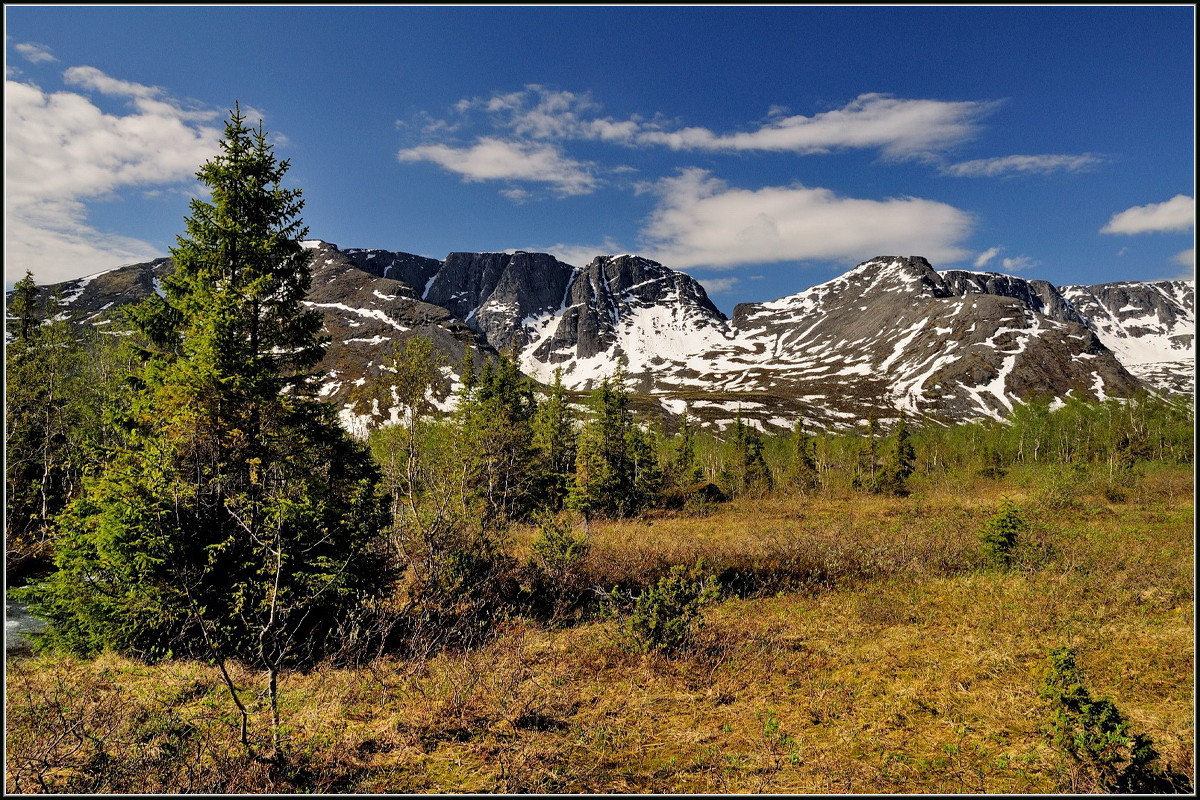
[5, 463, 1193, 793]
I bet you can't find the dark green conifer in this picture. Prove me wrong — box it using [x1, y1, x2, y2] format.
[568, 369, 661, 518]
[22, 108, 390, 744]
[532, 368, 578, 510]
[787, 419, 820, 492]
[667, 404, 705, 487]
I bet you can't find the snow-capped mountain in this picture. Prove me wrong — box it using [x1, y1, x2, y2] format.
[1058, 280, 1194, 395]
[8, 243, 1193, 433]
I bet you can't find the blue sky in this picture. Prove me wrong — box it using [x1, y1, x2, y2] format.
[5, 5, 1195, 314]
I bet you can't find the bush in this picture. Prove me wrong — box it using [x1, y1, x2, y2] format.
[979, 498, 1026, 568]
[625, 560, 721, 654]
[1034, 463, 1088, 511]
[1039, 647, 1184, 793]
[526, 513, 590, 623]
[659, 481, 728, 512]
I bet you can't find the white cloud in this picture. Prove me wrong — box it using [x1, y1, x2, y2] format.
[636, 94, 997, 160]
[534, 237, 627, 268]
[697, 276, 740, 294]
[1000, 256, 1038, 272]
[974, 246, 1002, 267]
[397, 137, 597, 196]
[1101, 195, 1195, 234]
[4, 71, 224, 284]
[1172, 248, 1194, 275]
[638, 168, 974, 269]
[63, 65, 161, 100]
[942, 153, 1104, 177]
[15, 42, 57, 64]
[440, 87, 997, 161]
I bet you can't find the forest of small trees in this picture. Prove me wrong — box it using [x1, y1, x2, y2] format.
[6, 108, 1195, 770]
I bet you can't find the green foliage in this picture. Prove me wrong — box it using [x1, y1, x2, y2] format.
[626, 423, 665, 512]
[9, 270, 40, 341]
[719, 412, 772, 497]
[5, 278, 139, 578]
[915, 393, 1194, 478]
[665, 406, 705, 488]
[568, 372, 662, 518]
[876, 414, 916, 496]
[5, 285, 85, 562]
[625, 560, 721, 654]
[1033, 461, 1088, 511]
[850, 415, 915, 495]
[21, 106, 391, 670]
[528, 513, 589, 578]
[527, 512, 590, 623]
[784, 421, 820, 492]
[350, 335, 446, 422]
[979, 498, 1025, 568]
[1039, 647, 1179, 793]
[365, 357, 520, 649]
[850, 416, 882, 493]
[455, 349, 540, 523]
[976, 444, 1008, 479]
[531, 369, 578, 510]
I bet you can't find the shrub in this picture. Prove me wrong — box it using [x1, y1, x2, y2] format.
[1039, 647, 1183, 793]
[980, 498, 1025, 568]
[625, 560, 721, 654]
[527, 513, 590, 622]
[659, 481, 728, 512]
[1034, 463, 1088, 511]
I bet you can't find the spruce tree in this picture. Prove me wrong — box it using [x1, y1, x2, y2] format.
[455, 348, 539, 522]
[723, 410, 772, 497]
[877, 414, 917, 496]
[666, 404, 705, 487]
[532, 368, 578, 510]
[22, 106, 389, 758]
[568, 370, 659, 518]
[9, 270, 40, 341]
[851, 414, 882, 493]
[626, 423, 665, 513]
[787, 420, 820, 492]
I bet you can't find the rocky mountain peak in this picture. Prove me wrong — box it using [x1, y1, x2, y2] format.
[941, 269, 1085, 325]
[9, 242, 1191, 435]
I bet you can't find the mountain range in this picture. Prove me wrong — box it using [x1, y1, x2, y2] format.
[8, 241, 1194, 435]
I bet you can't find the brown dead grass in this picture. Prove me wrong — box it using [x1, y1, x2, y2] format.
[6, 464, 1193, 793]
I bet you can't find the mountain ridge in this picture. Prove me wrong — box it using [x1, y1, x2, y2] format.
[7, 242, 1193, 435]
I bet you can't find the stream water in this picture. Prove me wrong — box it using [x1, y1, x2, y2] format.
[5, 598, 45, 653]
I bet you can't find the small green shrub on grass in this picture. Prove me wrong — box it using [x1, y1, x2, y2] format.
[527, 513, 590, 623]
[979, 498, 1025, 568]
[626, 560, 721, 654]
[1039, 647, 1185, 793]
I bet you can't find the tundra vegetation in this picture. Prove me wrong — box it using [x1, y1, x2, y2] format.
[5, 109, 1194, 795]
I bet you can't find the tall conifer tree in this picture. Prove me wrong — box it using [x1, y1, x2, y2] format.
[23, 106, 389, 757]
[532, 368, 578, 509]
[568, 370, 662, 518]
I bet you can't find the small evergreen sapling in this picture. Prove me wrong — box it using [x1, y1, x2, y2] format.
[1039, 647, 1178, 793]
[980, 498, 1025, 567]
[626, 560, 721, 654]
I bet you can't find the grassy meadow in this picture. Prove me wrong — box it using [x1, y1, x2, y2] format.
[6, 461, 1193, 794]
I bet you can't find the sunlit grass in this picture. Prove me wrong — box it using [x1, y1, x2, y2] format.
[6, 463, 1192, 793]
